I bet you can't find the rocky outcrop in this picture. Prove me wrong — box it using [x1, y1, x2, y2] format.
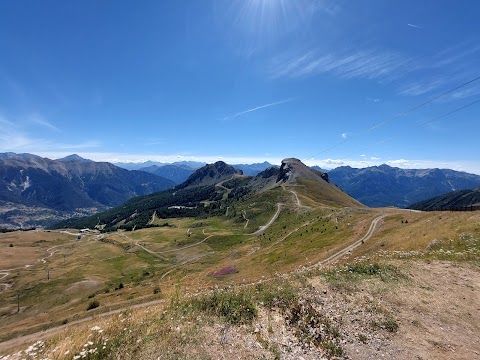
[276, 158, 329, 184]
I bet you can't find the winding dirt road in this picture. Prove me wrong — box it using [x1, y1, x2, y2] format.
[309, 215, 385, 268]
[250, 203, 283, 235]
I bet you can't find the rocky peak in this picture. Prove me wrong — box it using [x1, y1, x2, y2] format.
[277, 158, 329, 184]
[176, 161, 243, 189]
[57, 154, 92, 162]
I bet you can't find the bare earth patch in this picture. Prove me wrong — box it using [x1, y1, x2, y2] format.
[388, 261, 480, 360]
[65, 280, 104, 294]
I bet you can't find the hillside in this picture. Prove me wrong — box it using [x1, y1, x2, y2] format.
[328, 164, 480, 207]
[1, 194, 479, 359]
[175, 161, 243, 189]
[409, 188, 480, 211]
[0, 153, 175, 228]
[55, 158, 362, 230]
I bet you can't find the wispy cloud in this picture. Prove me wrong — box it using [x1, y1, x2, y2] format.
[269, 49, 411, 81]
[56, 141, 101, 150]
[0, 116, 42, 150]
[29, 114, 60, 132]
[431, 43, 480, 68]
[399, 79, 445, 96]
[223, 98, 293, 120]
[407, 23, 422, 28]
[145, 138, 168, 146]
[341, 133, 347, 139]
[269, 40, 479, 103]
[398, 42, 480, 97]
[0, 114, 99, 153]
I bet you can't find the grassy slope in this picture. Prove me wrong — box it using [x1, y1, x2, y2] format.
[10, 182, 480, 358]
[0, 182, 372, 343]
[2, 214, 478, 359]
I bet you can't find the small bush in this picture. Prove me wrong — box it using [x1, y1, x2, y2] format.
[115, 282, 124, 290]
[87, 300, 100, 311]
[288, 300, 342, 357]
[189, 290, 257, 324]
[153, 287, 161, 294]
[371, 317, 399, 333]
[321, 339, 344, 357]
[358, 333, 367, 343]
[382, 318, 399, 332]
[255, 282, 298, 311]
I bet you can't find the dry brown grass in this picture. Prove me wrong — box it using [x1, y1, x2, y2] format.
[348, 209, 480, 260]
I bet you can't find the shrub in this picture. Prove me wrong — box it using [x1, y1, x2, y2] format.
[189, 290, 257, 324]
[115, 282, 124, 290]
[87, 300, 100, 311]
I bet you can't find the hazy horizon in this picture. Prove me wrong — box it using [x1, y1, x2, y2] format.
[3, 150, 480, 175]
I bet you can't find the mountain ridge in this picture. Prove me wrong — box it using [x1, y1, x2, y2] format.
[408, 188, 480, 211]
[328, 164, 480, 207]
[0, 153, 175, 228]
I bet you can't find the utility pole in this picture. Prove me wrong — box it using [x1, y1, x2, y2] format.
[47, 269, 50, 280]
[17, 293, 20, 313]
[63, 254, 65, 266]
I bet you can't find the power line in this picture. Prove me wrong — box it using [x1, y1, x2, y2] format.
[305, 75, 480, 160]
[340, 98, 480, 160]
[368, 75, 480, 131]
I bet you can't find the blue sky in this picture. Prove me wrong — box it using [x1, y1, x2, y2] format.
[1, 0, 479, 173]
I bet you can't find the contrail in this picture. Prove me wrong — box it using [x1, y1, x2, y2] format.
[225, 98, 293, 120]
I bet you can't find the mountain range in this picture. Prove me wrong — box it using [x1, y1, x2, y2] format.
[56, 158, 360, 230]
[118, 161, 275, 184]
[123, 162, 480, 208]
[0, 153, 174, 228]
[138, 164, 196, 185]
[2, 152, 480, 228]
[327, 164, 480, 208]
[114, 160, 207, 171]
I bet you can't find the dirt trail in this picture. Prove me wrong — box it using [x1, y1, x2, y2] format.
[0, 299, 165, 354]
[310, 215, 385, 268]
[157, 235, 213, 254]
[0, 272, 10, 291]
[242, 210, 249, 228]
[250, 203, 283, 235]
[40, 245, 61, 264]
[282, 185, 301, 207]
